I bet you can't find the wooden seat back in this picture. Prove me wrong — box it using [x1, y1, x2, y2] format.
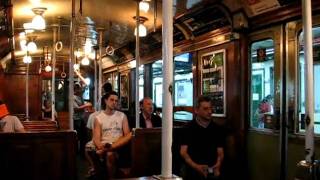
[0, 131, 77, 180]
[130, 128, 162, 177]
[22, 120, 58, 132]
[129, 127, 187, 177]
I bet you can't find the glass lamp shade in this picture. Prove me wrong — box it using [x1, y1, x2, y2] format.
[32, 15, 46, 30]
[81, 56, 90, 66]
[139, 1, 149, 13]
[134, 24, 147, 37]
[45, 65, 52, 72]
[27, 41, 37, 52]
[23, 55, 32, 64]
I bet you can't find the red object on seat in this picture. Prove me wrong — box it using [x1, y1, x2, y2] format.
[0, 104, 9, 118]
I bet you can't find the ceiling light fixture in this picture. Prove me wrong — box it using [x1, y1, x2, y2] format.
[133, 16, 148, 37]
[27, 41, 37, 52]
[23, 52, 32, 64]
[45, 65, 52, 72]
[139, 0, 150, 13]
[81, 56, 90, 66]
[31, 7, 47, 30]
[27, 36, 37, 52]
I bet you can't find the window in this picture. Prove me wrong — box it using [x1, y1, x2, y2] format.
[250, 39, 275, 129]
[152, 60, 163, 108]
[151, 53, 193, 120]
[174, 53, 193, 120]
[298, 26, 320, 133]
[139, 65, 144, 101]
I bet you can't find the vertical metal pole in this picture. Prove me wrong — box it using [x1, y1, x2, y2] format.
[162, 0, 173, 177]
[52, 25, 57, 122]
[135, 0, 140, 128]
[97, 28, 104, 111]
[69, 0, 76, 130]
[94, 48, 98, 110]
[26, 63, 29, 121]
[280, 25, 287, 180]
[302, 0, 314, 163]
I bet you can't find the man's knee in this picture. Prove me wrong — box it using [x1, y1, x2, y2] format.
[106, 152, 117, 163]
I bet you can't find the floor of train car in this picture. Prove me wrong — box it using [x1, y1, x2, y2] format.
[77, 154, 91, 180]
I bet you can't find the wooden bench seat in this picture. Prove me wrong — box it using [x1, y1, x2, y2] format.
[22, 120, 59, 132]
[0, 131, 77, 180]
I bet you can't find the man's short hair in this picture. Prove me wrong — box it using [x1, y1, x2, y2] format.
[140, 97, 152, 106]
[196, 95, 212, 108]
[103, 82, 113, 93]
[101, 91, 118, 110]
[74, 83, 81, 90]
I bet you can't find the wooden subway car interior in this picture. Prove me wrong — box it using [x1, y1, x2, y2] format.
[1, 0, 320, 179]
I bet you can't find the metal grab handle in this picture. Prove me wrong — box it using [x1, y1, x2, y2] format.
[55, 41, 63, 52]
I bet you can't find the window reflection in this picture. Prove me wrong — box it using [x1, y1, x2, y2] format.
[298, 26, 320, 133]
[151, 53, 193, 121]
[250, 39, 275, 129]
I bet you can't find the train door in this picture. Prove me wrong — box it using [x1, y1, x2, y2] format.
[285, 17, 320, 179]
[247, 25, 282, 180]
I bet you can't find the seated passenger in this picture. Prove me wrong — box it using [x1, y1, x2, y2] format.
[42, 99, 58, 120]
[0, 100, 26, 133]
[180, 95, 224, 180]
[139, 97, 162, 128]
[86, 91, 131, 178]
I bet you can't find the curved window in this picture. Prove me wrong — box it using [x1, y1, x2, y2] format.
[250, 39, 275, 129]
[298, 26, 320, 133]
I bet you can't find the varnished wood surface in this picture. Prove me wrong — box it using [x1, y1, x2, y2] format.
[0, 131, 77, 180]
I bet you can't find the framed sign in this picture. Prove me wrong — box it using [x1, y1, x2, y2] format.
[200, 49, 226, 117]
[120, 73, 129, 110]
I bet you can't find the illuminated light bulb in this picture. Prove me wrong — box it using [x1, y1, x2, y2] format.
[139, 1, 150, 13]
[23, 55, 32, 64]
[32, 14, 46, 30]
[134, 24, 147, 37]
[45, 65, 52, 72]
[73, 63, 80, 70]
[128, 60, 136, 68]
[19, 32, 26, 39]
[27, 41, 37, 52]
[81, 56, 90, 66]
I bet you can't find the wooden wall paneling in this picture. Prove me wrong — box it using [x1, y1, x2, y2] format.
[197, 42, 242, 128]
[3, 74, 41, 120]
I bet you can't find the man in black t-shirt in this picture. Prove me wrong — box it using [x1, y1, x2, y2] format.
[180, 95, 224, 180]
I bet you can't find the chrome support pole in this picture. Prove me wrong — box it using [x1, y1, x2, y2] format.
[302, 0, 314, 163]
[135, 0, 140, 128]
[69, 0, 76, 130]
[97, 28, 104, 111]
[51, 25, 58, 122]
[26, 63, 29, 121]
[161, 0, 174, 177]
